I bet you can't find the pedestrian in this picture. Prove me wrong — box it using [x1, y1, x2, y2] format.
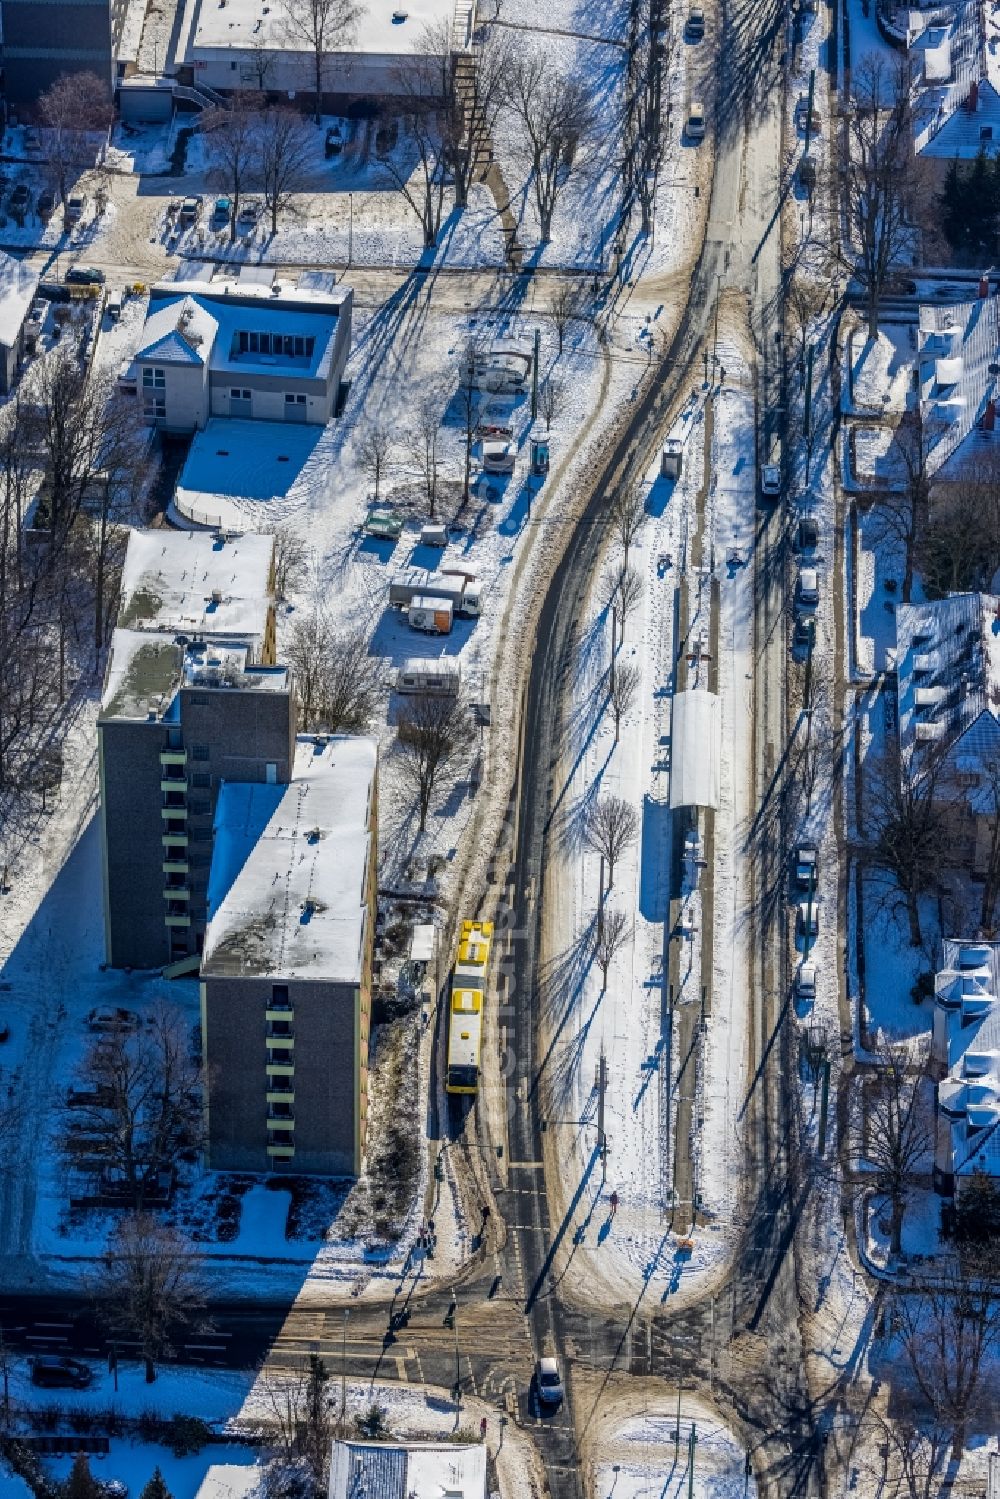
[609, 1191, 619, 1217]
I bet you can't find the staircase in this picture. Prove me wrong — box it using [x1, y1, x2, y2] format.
[453, 44, 523, 267]
[171, 79, 228, 110]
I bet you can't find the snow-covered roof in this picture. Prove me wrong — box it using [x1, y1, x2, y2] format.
[195, 1466, 260, 1499]
[916, 293, 1000, 475]
[0, 249, 38, 349]
[118, 528, 275, 650]
[177, 418, 323, 508]
[193, 0, 462, 59]
[141, 292, 338, 382]
[934, 938, 1000, 1179]
[202, 735, 377, 983]
[328, 1440, 487, 1499]
[134, 294, 218, 365]
[100, 630, 290, 720]
[669, 688, 721, 809]
[154, 266, 349, 315]
[896, 593, 1000, 780]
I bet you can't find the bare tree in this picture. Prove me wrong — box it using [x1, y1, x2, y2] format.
[397, 694, 464, 832]
[36, 71, 113, 212]
[602, 562, 642, 647]
[65, 1005, 204, 1210]
[863, 414, 940, 603]
[843, 55, 914, 341]
[787, 276, 824, 372]
[286, 604, 331, 731]
[859, 1032, 932, 1257]
[381, 97, 448, 249]
[609, 484, 648, 569]
[420, 22, 509, 210]
[243, 32, 281, 92]
[895, 1256, 1000, 1459]
[202, 96, 263, 242]
[358, 420, 392, 501]
[866, 738, 953, 947]
[539, 373, 566, 434]
[411, 386, 445, 515]
[268, 523, 309, 601]
[281, 0, 363, 124]
[507, 50, 590, 242]
[96, 1215, 204, 1382]
[551, 282, 578, 356]
[587, 794, 639, 889]
[856, 1407, 951, 1499]
[258, 105, 314, 236]
[918, 451, 1000, 600]
[608, 659, 640, 744]
[594, 906, 631, 988]
[318, 624, 386, 733]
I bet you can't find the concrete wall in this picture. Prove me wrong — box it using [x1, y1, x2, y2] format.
[188, 49, 437, 102]
[137, 358, 209, 434]
[99, 717, 173, 970]
[208, 371, 333, 425]
[203, 973, 363, 1175]
[2, 0, 113, 103]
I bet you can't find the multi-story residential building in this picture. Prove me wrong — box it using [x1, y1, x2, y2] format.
[1, 0, 119, 103]
[98, 529, 294, 971]
[134, 270, 353, 434]
[932, 938, 1000, 1197]
[200, 735, 377, 1175]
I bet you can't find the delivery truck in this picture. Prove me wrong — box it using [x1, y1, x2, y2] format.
[390, 568, 483, 617]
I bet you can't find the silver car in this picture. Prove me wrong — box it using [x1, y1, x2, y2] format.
[536, 1355, 563, 1407]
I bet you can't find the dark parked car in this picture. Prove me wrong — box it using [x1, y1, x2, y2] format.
[9, 183, 30, 211]
[796, 515, 818, 551]
[66, 265, 106, 286]
[37, 190, 54, 218]
[325, 123, 345, 157]
[31, 1355, 93, 1389]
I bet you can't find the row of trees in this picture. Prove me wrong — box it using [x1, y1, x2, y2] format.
[202, 98, 319, 239]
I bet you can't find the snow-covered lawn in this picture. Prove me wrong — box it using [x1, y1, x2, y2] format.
[586, 1395, 755, 1499]
[843, 325, 917, 419]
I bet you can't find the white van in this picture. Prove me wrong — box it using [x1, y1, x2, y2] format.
[419, 523, 448, 547]
[687, 103, 706, 141]
[463, 348, 532, 394]
[396, 658, 461, 695]
[482, 440, 515, 474]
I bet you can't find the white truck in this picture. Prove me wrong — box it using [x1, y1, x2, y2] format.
[390, 568, 483, 617]
[396, 658, 461, 694]
[408, 596, 453, 634]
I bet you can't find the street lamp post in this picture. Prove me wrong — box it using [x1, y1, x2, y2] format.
[340, 1308, 349, 1430]
[347, 192, 354, 270]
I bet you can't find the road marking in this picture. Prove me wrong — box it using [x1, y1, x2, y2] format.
[509, 1160, 544, 1169]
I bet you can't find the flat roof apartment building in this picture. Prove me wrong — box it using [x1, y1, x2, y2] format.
[201, 735, 378, 1175]
[98, 529, 293, 971]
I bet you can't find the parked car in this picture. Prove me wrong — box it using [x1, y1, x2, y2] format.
[796, 961, 817, 1001]
[686, 6, 705, 38]
[796, 515, 818, 551]
[796, 901, 819, 940]
[66, 264, 105, 286]
[66, 193, 87, 222]
[794, 841, 818, 890]
[0, 1020, 9, 1043]
[31, 1355, 93, 1389]
[325, 123, 345, 157]
[793, 614, 814, 650]
[686, 102, 706, 141]
[87, 1005, 140, 1033]
[9, 183, 30, 213]
[798, 153, 817, 194]
[535, 1355, 564, 1407]
[179, 195, 201, 225]
[212, 195, 232, 226]
[237, 199, 260, 227]
[760, 462, 781, 500]
[37, 281, 71, 303]
[797, 566, 819, 607]
[37, 189, 54, 218]
[67, 1081, 114, 1107]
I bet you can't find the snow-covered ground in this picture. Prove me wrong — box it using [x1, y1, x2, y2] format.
[583, 1392, 755, 1499]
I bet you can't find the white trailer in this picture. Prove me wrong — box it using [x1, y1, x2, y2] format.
[396, 658, 461, 695]
[482, 440, 515, 474]
[408, 596, 453, 633]
[390, 568, 483, 617]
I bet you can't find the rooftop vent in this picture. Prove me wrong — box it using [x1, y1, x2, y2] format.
[392, 9, 408, 20]
[211, 588, 223, 604]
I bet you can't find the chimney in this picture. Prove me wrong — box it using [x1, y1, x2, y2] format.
[984, 399, 996, 431]
[969, 79, 979, 112]
[980, 273, 991, 298]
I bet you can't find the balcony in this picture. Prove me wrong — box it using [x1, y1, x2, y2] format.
[266, 1062, 294, 1078]
[164, 913, 191, 928]
[265, 1007, 294, 1023]
[160, 805, 188, 821]
[266, 1114, 295, 1130]
[162, 886, 191, 901]
[162, 860, 189, 876]
[267, 1089, 295, 1105]
[267, 1143, 295, 1159]
[161, 833, 189, 849]
[160, 777, 188, 794]
[160, 749, 187, 767]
